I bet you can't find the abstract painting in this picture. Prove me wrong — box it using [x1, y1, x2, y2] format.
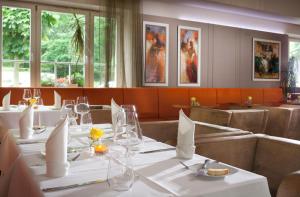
[178, 26, 201, 86]
[143, 21, 169, 86]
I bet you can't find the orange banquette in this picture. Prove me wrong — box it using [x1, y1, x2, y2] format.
[0, 87, 283, 121]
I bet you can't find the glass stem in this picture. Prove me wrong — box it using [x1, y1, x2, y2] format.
[80, 114, 83, 126]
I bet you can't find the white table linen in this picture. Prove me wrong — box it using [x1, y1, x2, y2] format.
[0, 105, 61, 129]
[2, 91, 11, 111]
[17, 124, 271, 197]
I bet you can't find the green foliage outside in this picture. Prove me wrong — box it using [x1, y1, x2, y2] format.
[2, 7, 115, 87]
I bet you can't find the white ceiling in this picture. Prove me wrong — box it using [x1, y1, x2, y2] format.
[157, 0, 300, 26]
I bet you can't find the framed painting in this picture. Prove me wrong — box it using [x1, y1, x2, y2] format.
[177, 26, 201, 86]
[143, 21, 169, 86]
[253, 38, 281, 81]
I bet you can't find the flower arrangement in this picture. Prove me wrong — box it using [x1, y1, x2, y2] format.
[246, 96, 253, 107]
[28, 98, 37, 106]
[88, 127, 108, 154]
[190, 97, 200, 107]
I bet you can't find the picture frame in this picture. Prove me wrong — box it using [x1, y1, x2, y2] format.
[177, 26, 201, 86]
[143, 21, 169, 86]
[253, 38, 281, 81]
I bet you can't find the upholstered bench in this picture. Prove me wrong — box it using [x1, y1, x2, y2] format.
[196, 134, 300, 197]
[140, 120, 252, 145]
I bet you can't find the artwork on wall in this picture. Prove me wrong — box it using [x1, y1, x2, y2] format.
[253, 38, 281, 81]
[143, 21, 169, 86]
[177, 26, 201, 86]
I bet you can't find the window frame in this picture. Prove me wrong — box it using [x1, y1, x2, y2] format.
[289, 37, 300, 88]
[1, 1, 35, 87]
[1, 1, 118, 88]
[37, 5, 90, 87]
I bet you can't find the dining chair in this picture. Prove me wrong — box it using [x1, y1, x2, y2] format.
[7, 156, 43, 197]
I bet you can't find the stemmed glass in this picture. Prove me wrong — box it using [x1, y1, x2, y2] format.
[23, 89, 32, 103]
[114, 105, 143, 153]
[75, 96, 90, 128]
[60, 100, 77, 126]
[33, 89, 41, 100]
[108, 105, 142, 191]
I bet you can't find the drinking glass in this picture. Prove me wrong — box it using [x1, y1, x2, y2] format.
[36, 98, 44, 106]
[75, 96, 90, 126]
[18, 100, 27, 111]
[36, 98, 44, 126]
[23, 89, 32, 102]
[114, 105, 143, 152]
[33, 89, 41, 100]
[81, 112, 93, 131]
[61, 100, 77, 126]
[107, 150, 134, 191]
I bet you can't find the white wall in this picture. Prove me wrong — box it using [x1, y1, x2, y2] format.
[143, 14, 288, 88]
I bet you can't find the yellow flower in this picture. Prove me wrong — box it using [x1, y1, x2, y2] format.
[29, 98, 37, 106]
[89, 127, 104, 141]
[191, 97, 196, 101]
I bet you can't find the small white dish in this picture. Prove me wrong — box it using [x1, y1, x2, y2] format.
[189, 162, 237, 178]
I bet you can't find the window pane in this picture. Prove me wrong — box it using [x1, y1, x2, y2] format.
[2, 6, 31, 87]
[289, 41, 300, 87]
[41, 11, 85, 87]
[94, 16, 116, 87]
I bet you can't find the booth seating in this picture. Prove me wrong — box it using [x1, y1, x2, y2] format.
[287, 108, 300, 140]
[196, 134, 300, 197]
[189, 107, 232, 126]
[140, 120, 252, 145]
[189, 107, 268, 133]
[0, 87, 283, 121]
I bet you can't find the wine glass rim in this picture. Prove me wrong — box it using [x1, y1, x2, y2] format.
[120, 105, 136, 112]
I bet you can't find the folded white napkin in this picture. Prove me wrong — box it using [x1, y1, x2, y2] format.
[46, 117, 69, 178]
[54, 91, 61, 109]
[2, 91, 11, 111]
[111, 98, 122, 132]
[176, 109, 195, 159]
[19, 106, 34, 139]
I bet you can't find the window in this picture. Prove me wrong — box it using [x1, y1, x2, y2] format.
[289, 40, 300, 87]
[41, 10, 85, 87]
[1, 6, 31, 87]
[0, 2, 117, 88]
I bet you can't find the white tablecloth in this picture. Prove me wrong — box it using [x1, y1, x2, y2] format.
[0, 106, 61, 129]
[17, 124, 271, 197]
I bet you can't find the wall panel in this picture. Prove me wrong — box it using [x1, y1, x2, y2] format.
[143, 14, 288, 89]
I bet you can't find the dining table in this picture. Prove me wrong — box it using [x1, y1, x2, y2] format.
[12, 123, 272, 197]
[0, 105, 61, 129]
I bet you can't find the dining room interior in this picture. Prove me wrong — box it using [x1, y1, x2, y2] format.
[1, 0, 300, 197]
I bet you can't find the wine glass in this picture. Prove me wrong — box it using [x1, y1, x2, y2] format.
[81, 112, 93, 131]
[23, 89, 32, 102]
[35, 98, 44, 126]
[33, 89, 41, 100]
[18, 100, 27, 111]
[114, 105, 143, 152]
[61, 100, 77, 126]
[75, 96, 90, 127]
